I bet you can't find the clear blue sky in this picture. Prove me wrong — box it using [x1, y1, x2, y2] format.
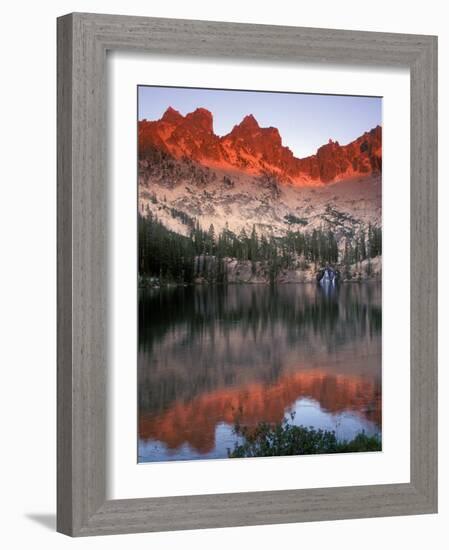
[138, 86, 381, 158]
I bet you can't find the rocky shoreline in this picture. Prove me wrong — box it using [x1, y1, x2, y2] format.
[139, 256, 381, 288]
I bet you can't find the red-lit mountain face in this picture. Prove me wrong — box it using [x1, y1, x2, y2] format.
[138, 106, 382, 250]
[139, 107, 382, 186]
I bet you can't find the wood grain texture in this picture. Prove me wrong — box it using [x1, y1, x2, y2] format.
[409, 36, 438, 508]
[57, 13, 74, 536]
[57, 12, 438, 536]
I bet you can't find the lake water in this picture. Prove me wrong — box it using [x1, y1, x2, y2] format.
[138, 282, 381, 462]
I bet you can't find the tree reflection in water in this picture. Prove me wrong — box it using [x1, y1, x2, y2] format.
[138, 282, 381, 461]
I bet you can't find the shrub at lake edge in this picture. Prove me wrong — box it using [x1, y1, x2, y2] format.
[228, 417, 381, 458]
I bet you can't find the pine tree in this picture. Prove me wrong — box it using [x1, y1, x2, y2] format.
[207, 224, 216, 255]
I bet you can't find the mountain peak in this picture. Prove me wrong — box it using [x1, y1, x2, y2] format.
[226, 114, 261, 140]
[240, 114, 260, 129]
[161, 106, 184, 124]
[138, 108, 382, 185]
[185, 108, 214, 133]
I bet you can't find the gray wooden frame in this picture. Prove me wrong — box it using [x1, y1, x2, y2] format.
[57, 12, 438, 537]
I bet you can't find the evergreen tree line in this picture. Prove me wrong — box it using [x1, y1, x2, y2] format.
[342, 224, 382, 268]
[139, 213, 382, 284]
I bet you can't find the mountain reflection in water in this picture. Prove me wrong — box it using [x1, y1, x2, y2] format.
[138, 282, 381, 462]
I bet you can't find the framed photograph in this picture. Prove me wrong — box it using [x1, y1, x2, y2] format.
[57, 13, 437, 536]
[136, 85, 383, 464]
